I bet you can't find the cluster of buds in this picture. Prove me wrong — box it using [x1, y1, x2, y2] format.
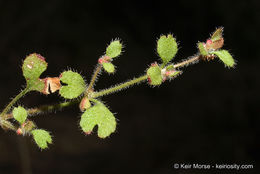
[147, 62, 181, 86]
[98, 55, 111, 64]
[97, 39, 122, 74]
[198, 27, 224, 61]
[204, 38, 224, 51]
[16, 120, 36, 135]
[196, 27, 235, 67]
[79, 96, 91, 112]
[98, 55, 115, 74]
[161, 66, 181, 81]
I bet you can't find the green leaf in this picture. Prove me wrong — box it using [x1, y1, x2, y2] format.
[31, 129, 52, 149]
[106, 40, 122, 58]
[59, 71, 86, 99]
[22, 53, 47, 80]
[80, 100, 116, 138]
[147, 65, 162, 86]
[13, 106, 27, 124]
[167, 70, 182, 78]
[197, 42, 208, 56]
[22, 54, 47, 92]
[102, 62, 115, 73]
[211, 27, 223, 42]
[166, 64, 174, 71]
[157, 34, 178, 65]
[212, 50, 236, 68]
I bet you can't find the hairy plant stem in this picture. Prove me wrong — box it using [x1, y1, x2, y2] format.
[85, 64, 102, 97]
[92, 75, 148, 98]
[173, 55, 200, 68]
[1, 54, 201, 130]
[0, 87, 30, 118]
[4, 100, 78, 120]
[91, 55, 201, 98]
[27, 100, 77, 116]
[0, 87, 30, 131]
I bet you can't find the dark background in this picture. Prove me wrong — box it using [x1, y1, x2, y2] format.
[0, 0, 259, 174]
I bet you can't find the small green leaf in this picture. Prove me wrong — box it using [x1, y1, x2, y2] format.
[31, 129, 52, 149]
[166, 64, 174, 71]
[59, 71, 86, 99]
[102, 62, 115, 73]
[157, 34, 178, 65]
[211, 27, 223, 42]
[212, 50, 236, 68]
[22, 53, 47, 80]
[197, 42, 208, 56]
[106, 40, 122, 58]
[168, 70, 182, 78]
[13, 106, 27, 124]
[147, 65, 162, 86]
[80, 100, 116, 138]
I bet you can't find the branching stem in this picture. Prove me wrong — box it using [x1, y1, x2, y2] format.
[4, 100, 77, 120]
[0, 54, 201, 131]
[0, 87, 30, 118]
[91, 54, 201, 98]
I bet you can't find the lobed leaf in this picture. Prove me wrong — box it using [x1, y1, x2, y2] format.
[157, 34, 178, 65]
[31, 129, 52, 149]
[212, 50, 235, 68]
[22, 53, 47, 80]
[22, 54, 47, 92]
[80, 101, 116, 138]
[59, 71, 86, 99]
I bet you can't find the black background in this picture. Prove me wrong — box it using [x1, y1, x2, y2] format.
[0, 0, 259, 174]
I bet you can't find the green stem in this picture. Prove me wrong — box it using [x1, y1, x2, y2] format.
[28, 100, 77, 116]
[1, 54, 201, 121]
[0, 87, 30, 118]
[85, 64, 102, 97]
[91, 55, 201, 99]
[173, 55, 200, 68]
[92, 75, 148, 98]
[3, 75, 148, 119]
[4, 100, 78, 120]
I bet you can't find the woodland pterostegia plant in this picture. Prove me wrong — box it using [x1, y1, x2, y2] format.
[0, 28, 235, 149]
